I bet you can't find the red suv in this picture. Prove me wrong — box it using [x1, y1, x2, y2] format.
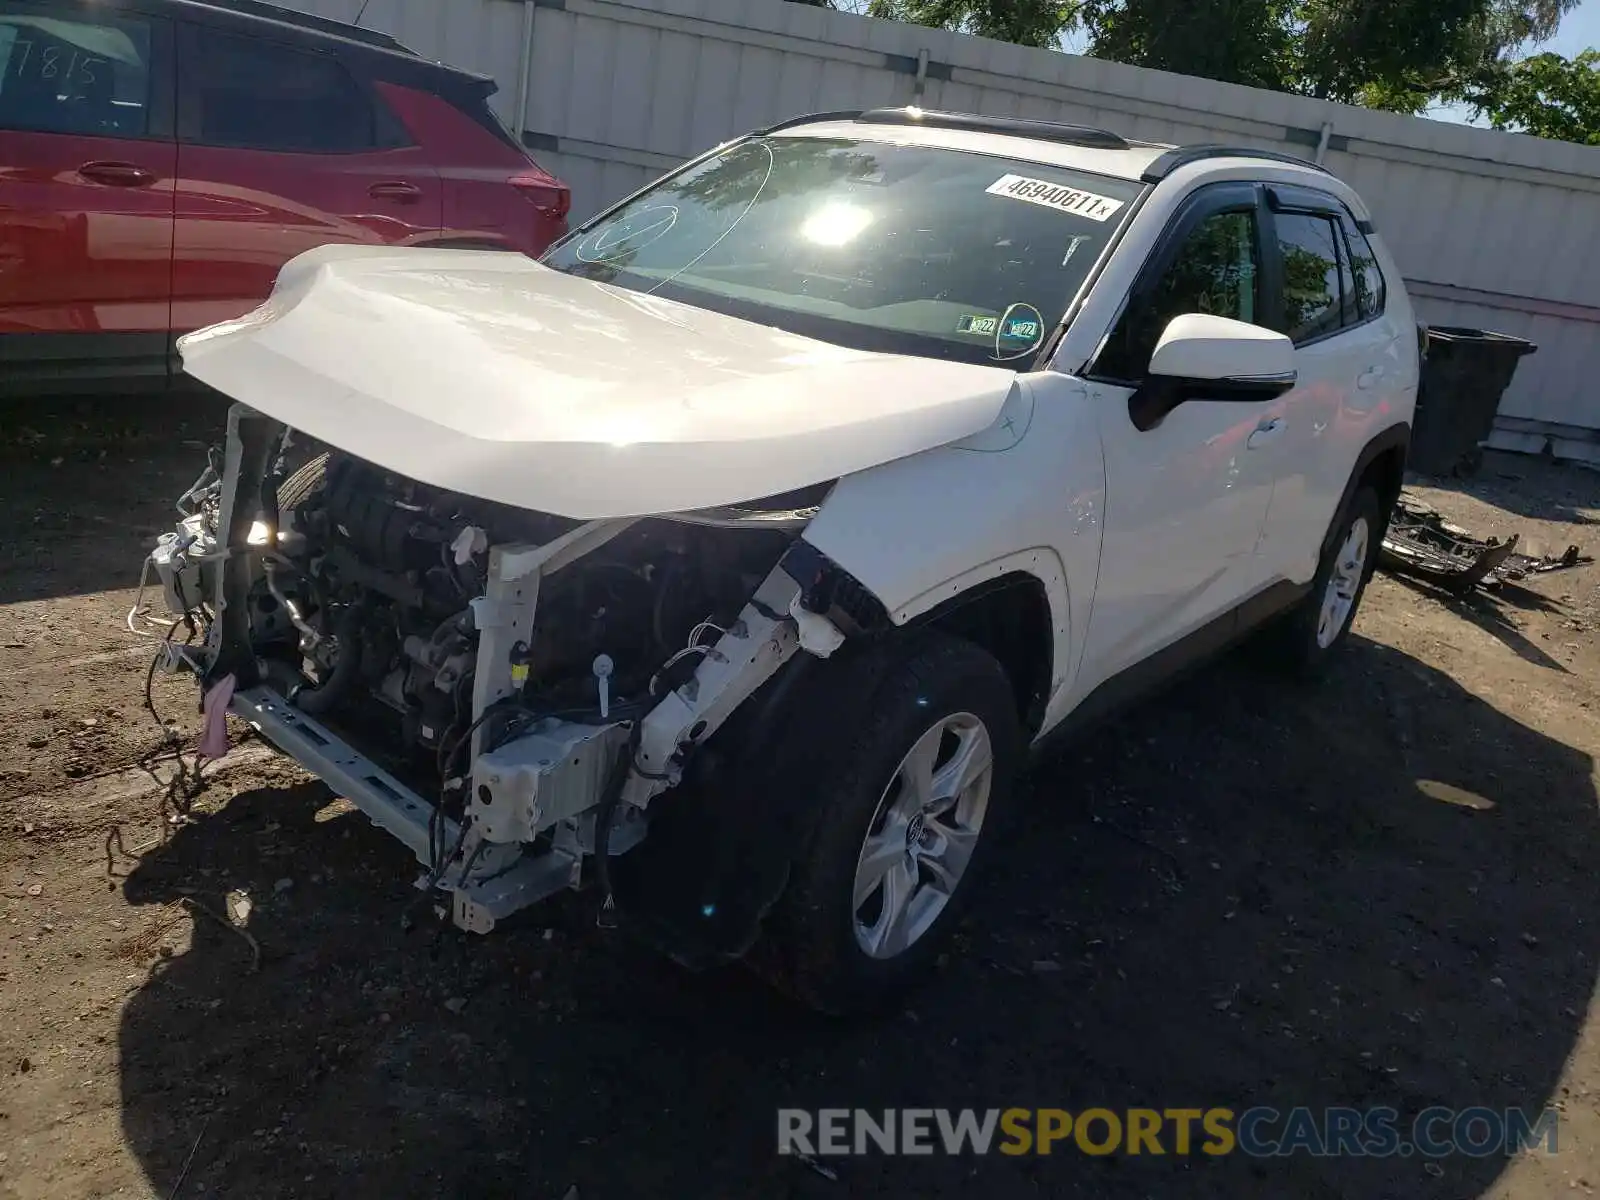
[0, 0, 571, 395]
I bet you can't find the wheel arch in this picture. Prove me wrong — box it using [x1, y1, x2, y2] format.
[906, 570, 1056, 737]
[782, 535, 1072, 739]
[1358, 425, 1409, 512]
[1324, 421, 1410, 559]
[880, 549, 1070, 736]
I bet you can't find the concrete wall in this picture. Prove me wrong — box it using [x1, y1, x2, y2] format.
[293, 0, 1600, 457]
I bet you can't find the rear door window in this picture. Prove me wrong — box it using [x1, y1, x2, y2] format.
[0, 2, 152, 136]
[1273, 211, 1345, 344]
[181, 28, 377, 153]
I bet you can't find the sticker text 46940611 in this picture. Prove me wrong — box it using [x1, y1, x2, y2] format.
[985, 175, 1125, 222]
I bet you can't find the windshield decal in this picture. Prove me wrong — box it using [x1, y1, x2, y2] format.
[958, 314, 1044, 341]
[985, 174, 1125, 222]
[1001, 315, 1042, 343]
[956, 314, 1000, 336]
[990, 302, 1046, 362]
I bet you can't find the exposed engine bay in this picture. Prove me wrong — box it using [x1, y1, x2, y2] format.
[139, 405, 867, 937]
[251, 447, 802, 771]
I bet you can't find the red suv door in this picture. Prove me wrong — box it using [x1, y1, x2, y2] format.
[0, 0, 176, 391]
[170, 22, 442, 332]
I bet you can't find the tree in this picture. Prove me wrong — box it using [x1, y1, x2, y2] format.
[855, 0, 1585, 116]
[1465, 50, 1600, 144]
[1296, 0, 1492, 108]
[863, 0, 1079, 49]
[1076, 0, 1297, 91]
[1296, 0, 1580, 110]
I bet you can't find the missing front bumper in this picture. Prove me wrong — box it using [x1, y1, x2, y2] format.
[145, 402, 827, 937]
[232, 686, 581, 933]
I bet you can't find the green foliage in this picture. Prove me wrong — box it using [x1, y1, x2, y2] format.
[849, 0, 1587, 121]
[1465, 50, 1600, 144]
[863, 0, 1080, 48]
[1296, 0, 1489, 108]
[1077, 0, 1297, 92]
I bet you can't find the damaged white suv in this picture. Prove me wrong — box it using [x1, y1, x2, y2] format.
[142, 108, 1418, 1014]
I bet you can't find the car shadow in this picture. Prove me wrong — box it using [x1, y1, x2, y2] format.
[115, 634, 1598, 1199]
[1383, 572, 1573, 674]
[0, 394, 227, 606]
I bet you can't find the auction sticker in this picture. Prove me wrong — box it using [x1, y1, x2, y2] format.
[986, 174, 1125, 222]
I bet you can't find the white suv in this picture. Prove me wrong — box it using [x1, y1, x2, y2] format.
[145, 107, 1418, 1013]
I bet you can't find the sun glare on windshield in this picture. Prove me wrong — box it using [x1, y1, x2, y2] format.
[542, 136, 1144, 367]
[801, 201, 876, 247]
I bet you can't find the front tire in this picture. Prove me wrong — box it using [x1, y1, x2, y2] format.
[762, 633, 1023, 1015]
[275, 451, 329, 512]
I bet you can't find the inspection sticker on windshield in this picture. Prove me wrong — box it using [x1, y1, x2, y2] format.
[957, 315, 1000, 336]
[957, 313, 1045, 342]
[985, 174, 1125, 222]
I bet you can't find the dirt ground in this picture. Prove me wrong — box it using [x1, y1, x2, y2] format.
[2, 396, 1599, 1200]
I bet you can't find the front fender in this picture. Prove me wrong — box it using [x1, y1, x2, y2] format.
[801, 371, 1105, 712]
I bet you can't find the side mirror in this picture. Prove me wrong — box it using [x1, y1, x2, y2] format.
[1130, 313, 1297, 431]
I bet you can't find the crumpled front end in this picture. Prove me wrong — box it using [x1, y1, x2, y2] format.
[134, 403, 877, 936]
[134, 242, 1027, 939]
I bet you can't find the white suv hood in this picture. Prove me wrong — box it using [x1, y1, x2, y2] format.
[178, 246, 1023, 519]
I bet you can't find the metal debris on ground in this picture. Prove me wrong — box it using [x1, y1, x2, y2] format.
[1378, 492, 1591, 593]
[794, 1152, 840, 1182]
[180, 896, 262, 973]
[168, 1114, 211, 1200]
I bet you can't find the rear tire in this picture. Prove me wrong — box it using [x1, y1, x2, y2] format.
[1263, 486, 1384, 678]
[759, 633, 1023, 1015]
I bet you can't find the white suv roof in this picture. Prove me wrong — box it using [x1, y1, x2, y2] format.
[769, 107, 1330, 189]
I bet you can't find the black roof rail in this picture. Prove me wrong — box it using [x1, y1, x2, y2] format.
[762, 107, 1134, 151]
[196, 0, 417, 55]
[856, 107, 1131, 150]
[757, 110, 865, 134]
[1142, 144, 1329, 182]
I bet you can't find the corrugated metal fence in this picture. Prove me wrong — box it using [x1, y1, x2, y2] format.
[291, 0, 1600, 457]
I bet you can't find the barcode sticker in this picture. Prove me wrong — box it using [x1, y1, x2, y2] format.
[985, 174, 1124, 222]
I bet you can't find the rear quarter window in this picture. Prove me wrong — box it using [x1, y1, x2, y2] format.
[1339, 215, 1386, 321]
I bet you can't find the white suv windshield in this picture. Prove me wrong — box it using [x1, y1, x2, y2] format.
[542, 135, 1144, 367]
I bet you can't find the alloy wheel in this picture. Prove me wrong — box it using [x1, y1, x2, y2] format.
[851, 712, 994, 960]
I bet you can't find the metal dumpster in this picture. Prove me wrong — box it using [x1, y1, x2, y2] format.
[1410, 326, 1537, 477]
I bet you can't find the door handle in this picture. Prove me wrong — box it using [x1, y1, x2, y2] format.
[1357, 366, 1386, 390]
[78, 160, 156, 187]
[369, 180, 422, 201]
[1247, 417, 1285, 450]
